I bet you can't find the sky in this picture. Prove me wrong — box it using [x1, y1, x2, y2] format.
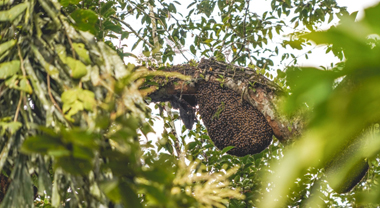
[129, 0, 380, 143]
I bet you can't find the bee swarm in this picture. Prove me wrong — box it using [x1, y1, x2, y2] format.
[196, 81, 273, 156]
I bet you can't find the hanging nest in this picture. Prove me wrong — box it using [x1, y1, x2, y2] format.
[196, 81, 273, 156]
[147, 59, 277, 156]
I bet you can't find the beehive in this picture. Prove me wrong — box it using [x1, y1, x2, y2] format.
[196, 81, 273, 156]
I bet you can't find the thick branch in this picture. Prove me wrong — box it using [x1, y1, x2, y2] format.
[147, 58, 302, 141]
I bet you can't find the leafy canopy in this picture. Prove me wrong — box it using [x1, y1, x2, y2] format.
[2, 0, 380, 208]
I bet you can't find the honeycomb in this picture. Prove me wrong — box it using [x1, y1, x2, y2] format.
[196, 81, 273, 156]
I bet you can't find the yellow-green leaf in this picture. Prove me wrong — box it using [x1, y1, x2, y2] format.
[18, 78, 33, 94]
[55, 44, 67, 63]
[63, 100, 84, 121]
[0, 60, 20, 79]
[72, 43, 91, 65]
[78, 90, 96, 111]
[61, 89, 78, 105]
[0, 121, 21, 135]
[0, 2, 28, 22]
[59, 0, 81, 7]
[0, 40, 16, 56]
[66, 57, 88, 79]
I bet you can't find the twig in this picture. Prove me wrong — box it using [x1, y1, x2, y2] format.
[165, 104, 181, 157]
[47, 75, 63, 114]
[17, 44, 26, 76]
[232, 0, 250, 62]
[110, 16, 154, 48]
[130, 3, 189, 62]
[285, 46, 317, 67]
[15, 44, 26, 122]
[149, 5, 161, 64]
[98, 0, 103, 40]
[14, 93, 23, 122]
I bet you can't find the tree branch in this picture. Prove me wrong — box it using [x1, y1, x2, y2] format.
[232, 0, 250, 62]
[111, 16, 154, 48]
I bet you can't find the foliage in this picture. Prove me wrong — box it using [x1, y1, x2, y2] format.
[1, 0, 380, 207]
[260, 4, 380, 207]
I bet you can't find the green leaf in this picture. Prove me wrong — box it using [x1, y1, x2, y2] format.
[100, 1, 115, 16]
[55, 44, 67, 63]
[78, 89, 96, 111]
[104, 21, 122, 33]
[140, 184, 167, 204]
[18, 77, 33, 94]
[62, 100, 84, 120]
[0, 39, 16, 56]
[21, 135, 63, 155]
[187, 1, 196, 9]
[284, 67, 339, 113]
[47, 147, 71, 157]
[62, 129, 99, 148]
[221, 146, 235, 154]
[72, 43, 91, 65]
[100, 180, 123, 203]
[119, 182, 142, 208]
[70, 9, 98, 35]
[59, 0, 81, 7]
[0, 2, 28, 22]
[0, 121, 21, 135]
[55, 156, 93, 175]
[72, 145, 94, 160]
[187, 141, 197, 150]
[190, 45, 196, 55]
[363, 3, 380, 34]
[61, 89, 78, 105]
[66, 57, 88, 79]
[0, 60, 20, 79]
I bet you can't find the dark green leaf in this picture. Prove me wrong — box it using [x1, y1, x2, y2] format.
[70, 9, 98, 34]
[221, 146, 235, 154]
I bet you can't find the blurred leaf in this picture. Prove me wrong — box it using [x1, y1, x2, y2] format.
[59, 0, 81, 7]
[0, 60, 20, 79]
[54, 156, 93, 175]
[61, 89, 78, 105]
[0, 39, 16, 56]
[72, 43, 92, 65]
[77, 89, 96, 111]
[18, 78, 33, 94]
[101, 1, 115, 16]
[100, 180, 142, 208]
[0, 121, 21, 135]
[363, 3, 380, 34]
[0, 2, 28, 22]
[100, 179, 122, 203]
[70, 9, 98, 34]
[21, 135, 63, 155]
[284, 67, 339, 113]
[66, 57, 88, 79]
